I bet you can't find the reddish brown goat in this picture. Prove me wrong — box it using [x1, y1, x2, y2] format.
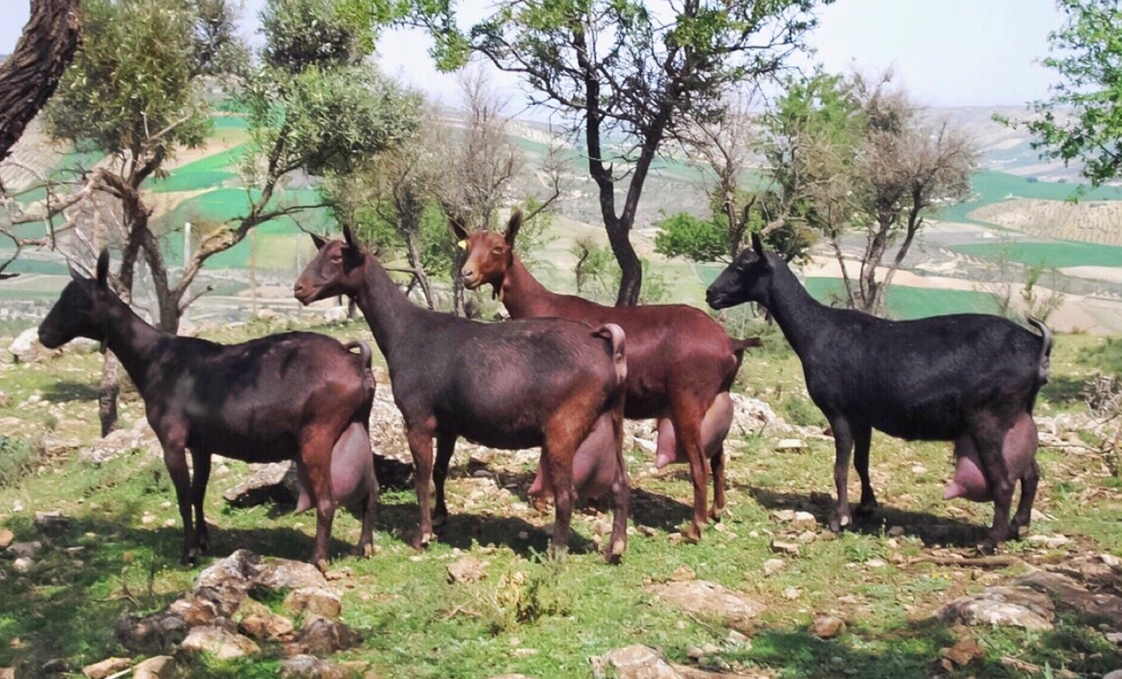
[38, 250, 378, 570]
[293, 227, 631, 561]
[455, 212, 760, 541]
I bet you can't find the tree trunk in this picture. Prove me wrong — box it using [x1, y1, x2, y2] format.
[404, 230, 435, 310]
[98, 352, 119, 437]
[0, 0, 82, 164]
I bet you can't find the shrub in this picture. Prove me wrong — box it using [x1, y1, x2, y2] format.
[0, 436, 37, 488]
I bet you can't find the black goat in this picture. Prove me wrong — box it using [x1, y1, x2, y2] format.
[706, 234, 1053, 549]
[39, 250, 378, 570]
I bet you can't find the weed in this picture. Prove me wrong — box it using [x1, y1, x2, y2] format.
[780, 394, 825, 428]
[0, 436, 36, 488]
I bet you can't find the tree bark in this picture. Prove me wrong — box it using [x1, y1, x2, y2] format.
[0, 0, 82, 165]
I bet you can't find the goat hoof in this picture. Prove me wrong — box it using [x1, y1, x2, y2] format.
[601, 538, 626, 565]
[855, 501, 878, 517]
[413, 531, 435, 550]
[828, 514, 848, 533]
[976, 540, 998, 556]
[314, 558, 330, 573]
[682, 524, 703, 544]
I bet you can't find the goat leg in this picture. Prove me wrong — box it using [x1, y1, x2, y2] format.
[853, 424, 878, 517]
[672, 406, 709, 543]
[406, 427, 436, 550]
[159, 429, 195, 566]
[432, 432, 456, 528]
[189, 450, 212, 553]
[828, 416, 855, 532]
[603, 409, 629, 564]
[705, 393, 734, 521]
[971, 427, 1016, 553]
[545, 447, 576, 561]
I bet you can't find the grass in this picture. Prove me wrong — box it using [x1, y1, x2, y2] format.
[0, 319, 1120, 678]
[937, 169, 1122, 226]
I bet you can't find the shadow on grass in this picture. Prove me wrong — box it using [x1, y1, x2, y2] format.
[0, 512, 358, 674]
[41, 380, 100, 403]
[1041, 374, 1089, 407]
[743, 485, 991, 548]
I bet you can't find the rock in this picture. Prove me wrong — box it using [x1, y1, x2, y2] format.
[1016, 570, 1122, 628]
[762, 559, 786, 576]
[791, 511, 817, 530]
[771, 509, 796, 523]
[9, 328, 45, 362]
[82, 657, 131, 679]
[35, 510, 70, 535]
[1103, 671, 1122, 679]
[12, 557, 33, 573]
[809, 614, 845, 639]
[887, 525, 905, 538]
[446, 555, 488, 584]
[133, 656, 175, 679]
[776, 439, 805, 451]
[291, 616, 362, 657]
[279, 654, 352, 679]
[283, 587, 342, 620]
[591, 645, 682, 679]
[940, 637, 985, 667]
[648, 580, 765, 625]
[180, 625, 261, 659]
[729, 393, 785, 436]
[79, 420, 160, 464]
[0, 530, 12, 549]
[40, 658, 69, 674]
[223, 462, 300, 507]
[469, 449, 496, 468]
[1027, 534, 1071, 549]
[236, 598, 295, 641]
[322, 306, 350, 324]
[938, 586, 1055, 630]
[783, 587, 801, 601]
[797, 531, 817, 544]
[0, 669, 11, 679]
[9, 541, 42, 559]
[257, 556, 331, 592]
[116, 609, 191, 654]
[669, 564, 696, 582]
[771, 540, 800, 556]
[1102, 553, 1121, 568]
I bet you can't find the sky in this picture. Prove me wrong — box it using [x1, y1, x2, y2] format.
[1, 0, 1066, 109]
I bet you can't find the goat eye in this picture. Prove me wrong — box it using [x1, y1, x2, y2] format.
[492, 247, 503, 255]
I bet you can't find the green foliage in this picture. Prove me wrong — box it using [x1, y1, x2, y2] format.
[654, 212, 728, 263]
[779, 395, 824, 428]
[0, 437, 36, 489]
[45, 0, 213, 158]
[1012, 0, 1122, 186]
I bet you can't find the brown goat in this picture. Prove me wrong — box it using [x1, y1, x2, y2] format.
[293, 227, 631, 561]
[455, 212, 760, 541]
[38, 250, 378, 570]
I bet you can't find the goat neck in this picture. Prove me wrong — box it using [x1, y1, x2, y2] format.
[762, 257, 833, 359]
[498, 253, 554, 319]
[351, 252, 430, 365]
[99, 293, 168, 397]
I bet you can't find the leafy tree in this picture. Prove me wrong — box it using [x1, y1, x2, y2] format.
[419, 0, 828, 306]
[1006, 0, 1122, 186]
[654, 212, 727, 263]
[765, 71, 977, 315]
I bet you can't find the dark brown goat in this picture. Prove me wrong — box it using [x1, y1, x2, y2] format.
[38, 250, 378, 570]
[455, 212, 759, 542]
[293, 227, 631, 561]
[706, 234, 1053, 549]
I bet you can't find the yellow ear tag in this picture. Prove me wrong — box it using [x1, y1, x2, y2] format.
[457, 240, 467, 250]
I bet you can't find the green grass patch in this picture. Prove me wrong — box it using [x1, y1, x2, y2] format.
[149, 143, 249, 193]
[949, 239, 1122, 269]
[938, 169, 1122, 225]
[802, 278, 1001, 319]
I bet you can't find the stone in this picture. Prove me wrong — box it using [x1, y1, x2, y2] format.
[116, 609, 190, 654]
[776, 439, 805, 451]
[284, 588, 342, 620]
[938, 586, 1055, 630]
[82, 657, 131, 679]
[279, 654, 352, 679]
[887, 525, 906, 538]
[9, 328, 45, 362]
[648, 580, 765, 625]
[791, 511, 817, 530]
[1027, 534, 1071, 549]
[0, 669, 13, 679]
[808, 614, 846, 639]
[133, 656, 175, 679]
[940, 637, 985, 667]
[591, 645, 682, 679]
[1016, 570, 1122, 628]
[236, 598, 295, 641]
[180, 625, 261, 659]
[1103, 671, 1122, 679]
[0, 530, 12, 549]
[771, 540, 800, 556]
[291, 616, 362, 657]
[762, 559, 786, 576]
[9, 541, 42, 559]
[771, 509, 796, 523]
[223, 462, 300, 508]
[12, 557, 33, 573]
[34, 510, 70, 535]
[257, 556, 331, 592]
[669, 564, 696, 582]
[446, 555, 488, 584]
[40, 658, 69, 674]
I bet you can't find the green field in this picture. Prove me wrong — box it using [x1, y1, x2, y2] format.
[938, 170, 1122, 225]
[950, 239, 1122, 269]
[149, 144, 248, 193]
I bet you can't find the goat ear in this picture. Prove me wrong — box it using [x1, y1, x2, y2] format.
[449, 218, 469, 246]
[95, 248, 110, 287]
[311, 232, 328, 251]
[505, 210, 523, 248]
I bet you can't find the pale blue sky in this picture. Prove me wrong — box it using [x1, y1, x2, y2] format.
[1, 0, 1065, 108]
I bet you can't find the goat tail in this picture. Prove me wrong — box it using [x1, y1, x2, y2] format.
[593, 323, 628, 387]
[730, 336, 764, 357]
[1026, 316, 1053, 385]
[343, 340, 373, 369]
